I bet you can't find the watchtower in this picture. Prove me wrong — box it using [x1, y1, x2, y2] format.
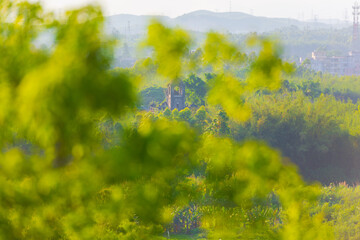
[166, 81, 186, 111]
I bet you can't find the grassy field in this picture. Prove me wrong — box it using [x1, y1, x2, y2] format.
[169, 234, 206, 239]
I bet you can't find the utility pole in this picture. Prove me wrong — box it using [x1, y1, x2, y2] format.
[353, 1, 360, 51]
[345, 9, 349, 24]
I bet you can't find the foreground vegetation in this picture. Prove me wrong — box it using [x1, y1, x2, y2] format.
[162, 183, 360, 240]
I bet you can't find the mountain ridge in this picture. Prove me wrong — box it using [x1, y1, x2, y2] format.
[106, 10, 333, 35]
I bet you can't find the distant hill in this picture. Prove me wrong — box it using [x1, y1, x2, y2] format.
[106, 10, 330, 35]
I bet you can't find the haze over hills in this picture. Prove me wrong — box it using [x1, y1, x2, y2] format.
[106, 10, 342, 35]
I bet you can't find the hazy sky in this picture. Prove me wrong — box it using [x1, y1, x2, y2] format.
[39, 0, 358, 20]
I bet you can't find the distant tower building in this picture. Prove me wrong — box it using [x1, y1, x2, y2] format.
[353, 2, 360, 51]
[166, 81, 186, 111]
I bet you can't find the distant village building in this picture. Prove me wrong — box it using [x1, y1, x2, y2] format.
[310, 51, 360, 75]
[166, 81, 186, 111]
[309, 2, 360, 76]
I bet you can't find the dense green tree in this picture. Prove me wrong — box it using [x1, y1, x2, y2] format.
[179, 107, 192, 122]
[183, 74, 207, 106]
[217, 110, 231, 136]
[139, 86, 165, 108]
[163, 107, 172, 118]
[193, 106, 207, 131]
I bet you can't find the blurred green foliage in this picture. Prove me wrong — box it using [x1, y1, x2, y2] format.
[0, 1, 335, 239]
[143, 20, 191, 80]
[312, 183, 360, 240]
